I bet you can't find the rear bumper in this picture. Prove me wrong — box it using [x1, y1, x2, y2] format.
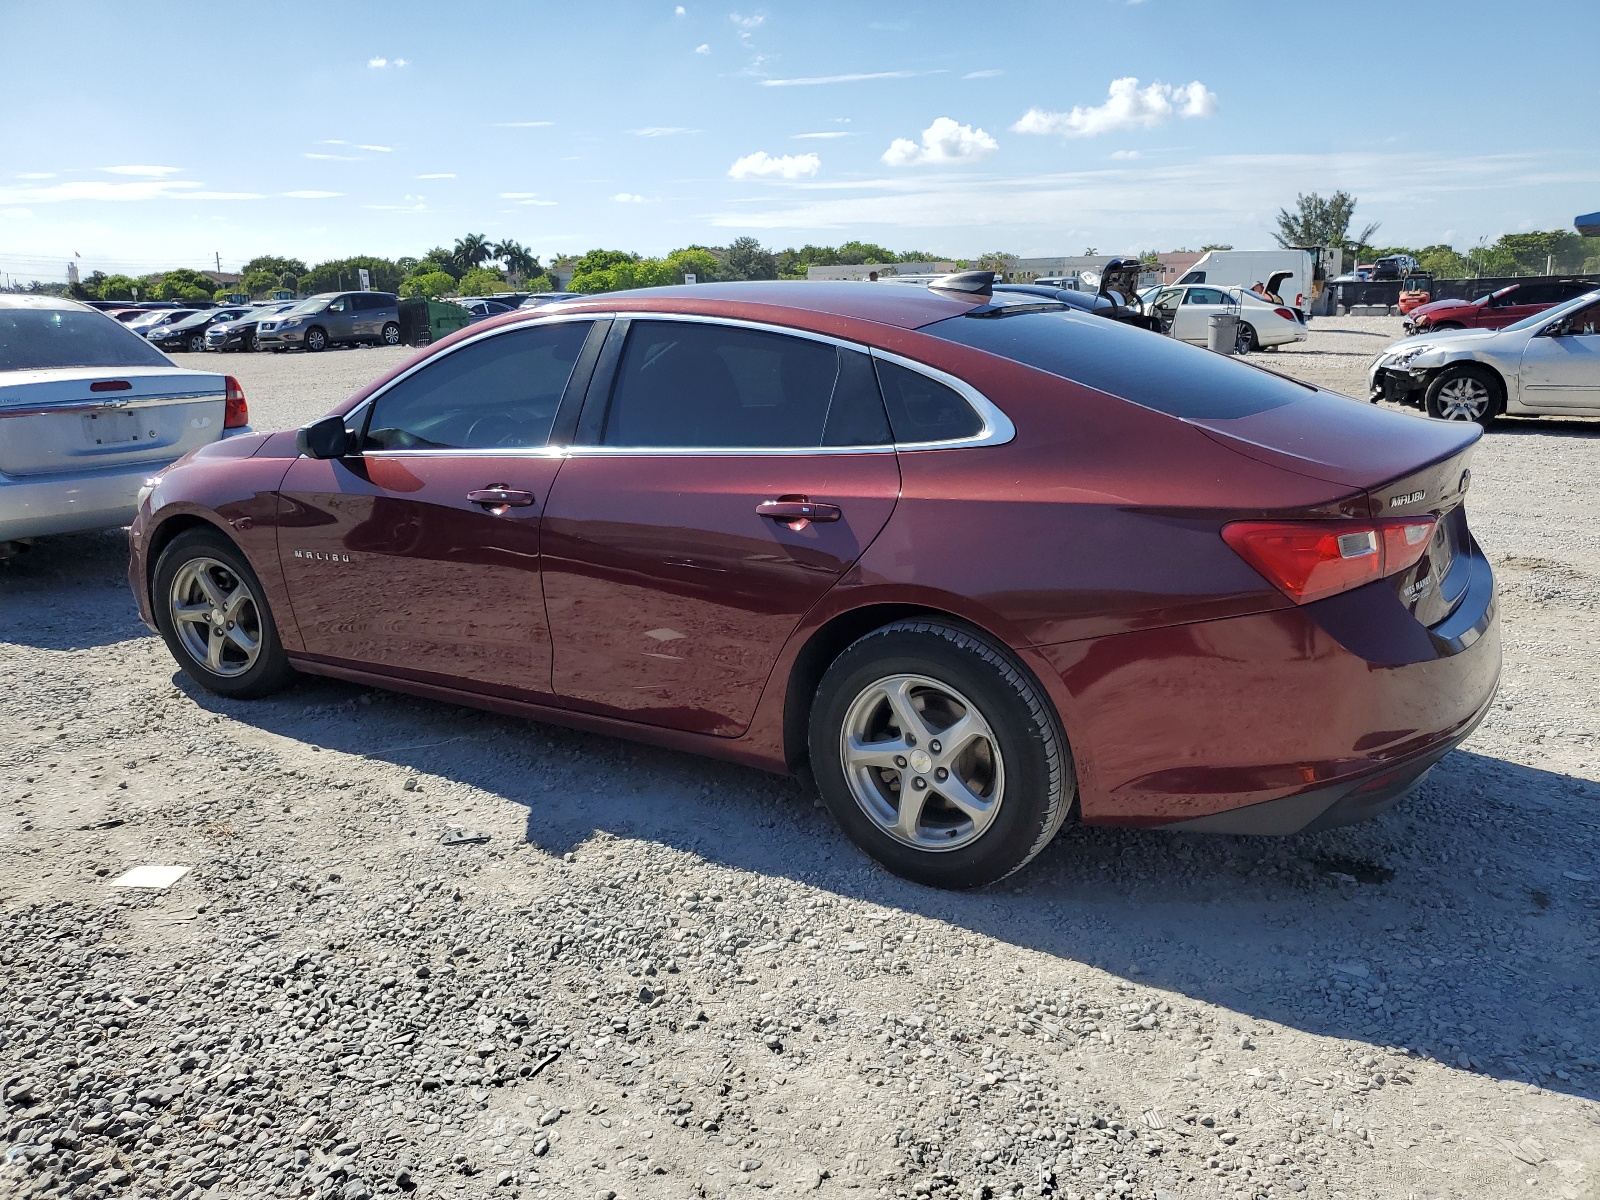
[1038, 543, 1500, 832]
[0, 427, 253, 543]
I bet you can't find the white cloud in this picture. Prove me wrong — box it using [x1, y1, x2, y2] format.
[101, 165, 181, 177]
[728, 151, 821, 180]
[729, 12, 763, 29]
[493, 121, 555, 128]
[394, 58, 408, 67]
[500, 192, 540, 199]
[416, 172, 456, 179]
[2, 208, 35, 218]
[762, 70, 921, 87]
[1111, 149, 1141, 160]
[1013, 77, 1217, 138]
[882, 117, 998, 167]
[695, 43, 711, 54]
[963, 69, 1003, 79]
[304, 153, 358, 161]
[319, 139, 349, 145]
[613, 192, 645, 203]
[675, 4, 686, 12]
[501, 192, 557, 206]
[0, 180, 204, 203]
[358, 144, 393, 152]
[367, 57, 388, 68]
[794, 131, 851, 139]
[632, 127, 699, 137]
[281, 190, 342, 199]
[16, 172, 55, 180]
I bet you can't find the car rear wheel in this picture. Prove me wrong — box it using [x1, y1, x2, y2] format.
[248, 332, 261, 352]
[305, 326, 327, 352]
[1235, 322, 1259, 354]
[153, 527, 296, 699]
[1426, 365, 1503, 427]
[809, 619, 1072, 889]
[381, 321, 401, 346]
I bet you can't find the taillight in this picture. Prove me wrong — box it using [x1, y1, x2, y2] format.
[1273, 307, 1296, 321]
[1222, 517, 1437, 604]
[223, 375, 249, 428]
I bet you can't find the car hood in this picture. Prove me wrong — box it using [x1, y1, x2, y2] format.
[1381, 328, 1502, 356]
[1411, 298, 1476, 317]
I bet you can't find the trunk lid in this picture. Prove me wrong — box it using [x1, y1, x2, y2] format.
[0, 365, 227, 477]
[1362, 446, 1478, 628]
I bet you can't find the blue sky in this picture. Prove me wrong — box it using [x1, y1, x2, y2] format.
[2, 0, 1596, 281]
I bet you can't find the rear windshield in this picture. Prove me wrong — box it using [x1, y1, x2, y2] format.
[922, 309, 1309, 420]
[0, 308, 171, 371]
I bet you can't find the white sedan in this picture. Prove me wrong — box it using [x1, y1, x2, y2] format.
[1368, 287, 1600, 425]
[0, 296, 252, 557]
[1148, 284, 1308, 352]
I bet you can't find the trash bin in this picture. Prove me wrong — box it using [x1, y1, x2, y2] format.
[1207, 312, 1238, 354]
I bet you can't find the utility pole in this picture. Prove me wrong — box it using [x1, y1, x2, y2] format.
[216, 251, 222, 275]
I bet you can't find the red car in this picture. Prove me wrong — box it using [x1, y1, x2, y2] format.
[128, 278, 1499, 888]
[1405, 280, 1596, 334]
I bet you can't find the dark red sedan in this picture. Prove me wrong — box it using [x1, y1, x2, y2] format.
[1405, 280, 1597, 334]
[128, 277, 1500, 888]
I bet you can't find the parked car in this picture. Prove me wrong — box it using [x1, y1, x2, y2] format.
[1370, 287, 1600, 424]
[0, 296, 251, 556]
[255, 292, 401, 352]
[205, 302, 298, 353]
[128, 308, 198, 336]
[1177, 249, 1317, 314]
[1147, 284, 1308, 352]
[1404, 281, 1596, 334]
[1371, 254, 1420, 280]
[146, 307, 256, 354]
[455, 298, 517, 324]
[129, 279, 1498, 888]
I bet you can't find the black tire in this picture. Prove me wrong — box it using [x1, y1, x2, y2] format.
[1235, 322, 1259, 354]
[381, 321, 401, 346]
[1425, 364, 1503, 427]
[152, 527, 296, 699]
[248, 331, 261, 352]
[305, 326, 327, 352]
[808, 619, 1073, 889]
[187, 333, 205, 353]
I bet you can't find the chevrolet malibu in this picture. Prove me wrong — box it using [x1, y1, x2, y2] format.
[129, 277, 1500, 888]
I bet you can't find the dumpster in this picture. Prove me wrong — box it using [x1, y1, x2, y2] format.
[399, 297, 472, 346]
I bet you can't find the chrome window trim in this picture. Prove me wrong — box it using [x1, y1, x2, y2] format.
[336, 308, 1016, 458]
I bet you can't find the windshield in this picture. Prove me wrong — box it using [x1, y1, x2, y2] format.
[0, 308, 173, 371]
[1501, 289, 1600, 333]
[284, 295, 333, 315]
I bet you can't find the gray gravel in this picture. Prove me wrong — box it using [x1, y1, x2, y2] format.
[3, 320, 1599, 1200]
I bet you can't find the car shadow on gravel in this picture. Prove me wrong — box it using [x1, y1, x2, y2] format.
[0, 528, 147, 650]
[184, 669, 1600, 1106]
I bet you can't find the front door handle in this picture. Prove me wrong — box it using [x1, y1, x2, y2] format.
[757, 497, 841, 530]
[467, 487, 536, 509]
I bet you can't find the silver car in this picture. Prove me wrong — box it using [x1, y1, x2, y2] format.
[0, 296, 252, 556]
[1369, 288, 1600, 425]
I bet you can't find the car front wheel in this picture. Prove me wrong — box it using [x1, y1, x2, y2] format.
[809, 619, 1073, 889]
[152, 527, 296, 699]
[305, 326, 327, 352]
[1426, 365, 1503, 427]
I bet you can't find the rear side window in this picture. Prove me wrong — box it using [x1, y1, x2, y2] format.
[923, 309, 1306, 420]
[873, 359, 982, 442]
[0, 308, 170, 371]
[364, 322, 591, 450]
[601, 320, 890, 448]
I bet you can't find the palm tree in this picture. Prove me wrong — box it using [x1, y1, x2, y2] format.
[450, 233, 493, 276]
[492, 239, 540, 283]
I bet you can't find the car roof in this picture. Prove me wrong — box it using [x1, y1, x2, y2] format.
[542, 280, 983, 330]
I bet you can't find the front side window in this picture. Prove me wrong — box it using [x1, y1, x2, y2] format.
[364, 321, 592, 450]
[327, 298, 348, 313]
[600, 320, 890, 448]
[1184, 287, 1229, 306]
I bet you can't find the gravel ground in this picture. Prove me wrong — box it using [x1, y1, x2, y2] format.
[3, 322, 1598, 1200]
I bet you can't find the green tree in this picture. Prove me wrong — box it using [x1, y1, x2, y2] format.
[492, 239, 541, 283]
[241, 255, 307, 280]
[241, 268, 280, 298]
[1200, 243, 1234, 252]
[300, 257, 403, 294]
[1416, 244, 1469, 279]
[568, 249, 643, 293]
[280, 273, 298, 295]
[723, 236, 777, 281]
[456, 266, 508, 296]
[399, 271, 457, 300]
[1273, 191, 1380, 255]
[152, 268, 217, 301]
[1466, 239, 1519, 278]
[450, 233, 493, 276]
[835, 240, 896, 265]
[975, 251, 1016, 274]
[1492, 230, 1587, 276]
[96, 273, 138, 301]
[415, 247, 459, 280]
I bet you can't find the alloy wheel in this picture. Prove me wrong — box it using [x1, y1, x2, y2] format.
[169, 556, 264, 677]
[838, 673, 1005, 852]
[1435, 376, 1490, 421]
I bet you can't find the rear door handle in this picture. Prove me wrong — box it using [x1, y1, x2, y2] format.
[757, 498, 841, 527]
[467, 487, 536, 509]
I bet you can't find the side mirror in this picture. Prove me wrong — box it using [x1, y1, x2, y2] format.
[295, 414, 354, 459]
